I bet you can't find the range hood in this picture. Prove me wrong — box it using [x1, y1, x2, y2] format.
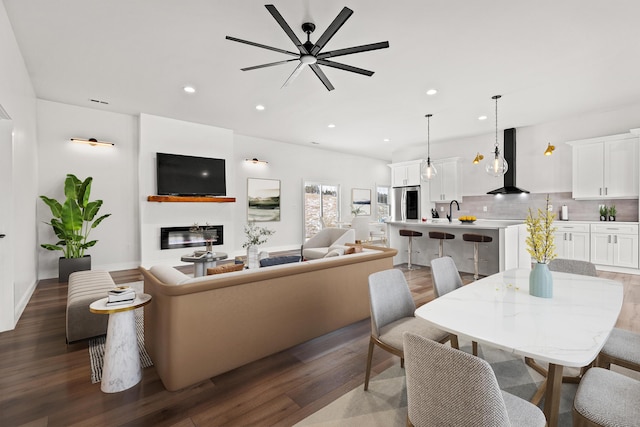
[487, 128, 530, 194]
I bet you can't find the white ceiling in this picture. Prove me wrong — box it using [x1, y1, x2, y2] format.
[4, 0, 640, 160]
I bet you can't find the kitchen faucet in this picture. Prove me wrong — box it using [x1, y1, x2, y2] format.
[447, 200, 460, 223]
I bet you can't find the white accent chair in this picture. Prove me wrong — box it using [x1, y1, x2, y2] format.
[364, 269, 456, 390]
[350, 216, 371, 243]
[301, 227, 355, 260]
[403, 332, 546, 427]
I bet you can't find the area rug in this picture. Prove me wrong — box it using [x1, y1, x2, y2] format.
[295, 341, 580, 427]
[88, 281, 153, 384]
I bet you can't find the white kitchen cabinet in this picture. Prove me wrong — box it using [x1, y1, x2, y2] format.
[390, 160, 423, 187]
[553, 222, 590, 262]
[590, 223, 639, 268]
[429, 158, 462, 202]
[569, 133, 639, 199]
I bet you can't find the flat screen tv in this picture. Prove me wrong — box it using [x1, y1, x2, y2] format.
[156, 152, 226, 196]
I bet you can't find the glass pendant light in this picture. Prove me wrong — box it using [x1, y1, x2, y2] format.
[421, 114, 437, 180]
[485, 95, 508, 177]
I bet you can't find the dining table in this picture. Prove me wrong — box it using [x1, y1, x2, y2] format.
[414, 268, 623, 427]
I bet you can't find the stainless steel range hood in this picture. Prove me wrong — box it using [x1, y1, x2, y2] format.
[487, 128, 530, 195]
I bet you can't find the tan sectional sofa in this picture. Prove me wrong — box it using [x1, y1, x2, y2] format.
[139, 245, 397, 391]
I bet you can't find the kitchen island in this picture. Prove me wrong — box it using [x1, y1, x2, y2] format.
[387, 219, 530, 276]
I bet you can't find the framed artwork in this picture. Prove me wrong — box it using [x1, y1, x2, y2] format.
[247, 178, 281, 222]
[351, 188, 371, 216]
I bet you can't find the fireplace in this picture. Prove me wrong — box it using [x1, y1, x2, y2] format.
[160, 225, 224, 250]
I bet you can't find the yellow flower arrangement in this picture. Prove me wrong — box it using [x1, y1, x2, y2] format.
[525, 195, 557, 264]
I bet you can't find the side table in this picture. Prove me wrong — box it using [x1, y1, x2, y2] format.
[89, 294, 152, 393]
[180, 251, 228, 277]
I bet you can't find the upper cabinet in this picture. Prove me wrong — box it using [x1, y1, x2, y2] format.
[429, 158, 462, 202]
[389, 160, 423, 187]
[568, 132, 639, 200]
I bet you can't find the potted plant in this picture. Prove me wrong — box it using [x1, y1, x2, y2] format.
[608, 205, 617, 221]
[599, 205, 608, 221]
[40, 174, 111, 281]
[242, 222, 275, 269]
[525, 195, 557, 298]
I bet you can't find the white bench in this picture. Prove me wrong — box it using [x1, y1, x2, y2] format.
[66, 270, 116, 343]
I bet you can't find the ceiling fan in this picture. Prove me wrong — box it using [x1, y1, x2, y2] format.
[225, 4, 389, 91]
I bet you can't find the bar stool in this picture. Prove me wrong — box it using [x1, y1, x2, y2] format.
[462, 233, 493, 280]
[399, 229, 423, 270]
[428, 231, 455, 258]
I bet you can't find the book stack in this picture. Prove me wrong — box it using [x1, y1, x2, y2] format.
[106, 286, 136, 306]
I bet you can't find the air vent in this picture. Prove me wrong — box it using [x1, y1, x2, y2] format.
[89, 98, 109, 105]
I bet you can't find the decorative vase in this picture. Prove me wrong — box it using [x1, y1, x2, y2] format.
[206, 240, 214, 253]
[247, 245, 259, 269]
[529, 262, 553, 298]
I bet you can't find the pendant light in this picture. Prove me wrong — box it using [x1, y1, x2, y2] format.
[421, 114, 437, 180]
[485, 95, 508, 177]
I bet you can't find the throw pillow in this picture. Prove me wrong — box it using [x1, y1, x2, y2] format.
[207, 263, 244, 275]
[259, 255, 301, 267]
[324, 249, 342, 258]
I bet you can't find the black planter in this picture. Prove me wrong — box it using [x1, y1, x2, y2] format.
[59, 255, 91, 282]
[609, 215, 616, 221]
[600, 215, 607, 221]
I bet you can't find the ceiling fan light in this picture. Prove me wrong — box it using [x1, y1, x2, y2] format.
[544, 143, 555, 156]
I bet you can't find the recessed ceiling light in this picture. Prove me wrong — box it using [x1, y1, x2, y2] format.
[383, 138, 390, 142]
[328, 123, 336, 128]
[426, 89, 438, 96]
[478, 115, 488, 121]
[183, 86, 196, 94]
[255, 104, 265, 111]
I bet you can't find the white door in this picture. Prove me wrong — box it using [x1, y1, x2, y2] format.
[0, 118, 14, 332]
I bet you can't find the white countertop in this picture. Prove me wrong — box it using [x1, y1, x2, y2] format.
[386, 219, 524, 230]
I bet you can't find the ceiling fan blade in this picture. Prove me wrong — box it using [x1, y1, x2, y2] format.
[317, 41, 390, 59]
[241, 58, 299, 71]
[309, 64, 335, 91]
[225, 36, 299, 57]
[310, 7, 353, 56]
[265, 4, 308, 54]
[282, 62, 307, 88]
[316, 59, 374, 76]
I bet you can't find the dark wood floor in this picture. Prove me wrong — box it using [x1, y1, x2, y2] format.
[1, 265, 638, 427]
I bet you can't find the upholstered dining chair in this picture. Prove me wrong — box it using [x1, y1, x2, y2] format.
[597, 328, 640, 373]
[430, 256, 477, 356]
[548, 258, 597, 276]
[403, 332, 546, 427]
[573, 367, 640, 427]
[364, 269, 456, 391]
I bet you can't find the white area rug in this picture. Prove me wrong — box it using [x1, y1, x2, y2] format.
[295, 341, 581, 427]
[88, 281, 153, 383]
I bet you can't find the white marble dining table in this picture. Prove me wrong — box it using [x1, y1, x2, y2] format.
[414, 268, 623, 427]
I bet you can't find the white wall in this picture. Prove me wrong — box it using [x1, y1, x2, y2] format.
[0, 1, 39, 331]
[139, 114, 236, 267]
[392, 102, 640, 196]
[36, 100, 139, 278]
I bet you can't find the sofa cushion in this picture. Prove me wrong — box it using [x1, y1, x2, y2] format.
[260, 255, 301, 267]
[324, 249, 342, 258]
[207, 263, 245, 275]
[150, 264, 191, 285]
[302, 247, 330, 260]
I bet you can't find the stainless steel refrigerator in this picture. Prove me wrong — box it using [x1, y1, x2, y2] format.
[391, 186, 421, 221]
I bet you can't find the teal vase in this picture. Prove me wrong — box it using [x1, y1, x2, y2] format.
[529, 262, 553, 298]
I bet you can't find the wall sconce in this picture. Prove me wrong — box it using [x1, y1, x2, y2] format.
[70, 138, 114, 147]
[245, 158, 268, 165]
[544, 143, 555, 156]
[472, 152, 484, 164]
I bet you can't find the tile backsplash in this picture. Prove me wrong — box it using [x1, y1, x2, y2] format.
[435, 192, 638, 222]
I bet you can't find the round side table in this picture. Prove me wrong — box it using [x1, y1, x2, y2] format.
[181, 251, 228, 277]
[89, 294, 152, 393]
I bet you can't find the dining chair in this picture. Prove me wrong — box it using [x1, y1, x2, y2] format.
[573, 367, 640, 426]
[430, 256, 477, 356]
[364, 269, 456, 391]
[548, 258, 597, 276]
[403, 332, 546, 427]
[597, 328, 640, 373]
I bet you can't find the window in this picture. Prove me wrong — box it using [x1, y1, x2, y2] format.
[304, 182, 340, 239]
[376, 186, 390, 221]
